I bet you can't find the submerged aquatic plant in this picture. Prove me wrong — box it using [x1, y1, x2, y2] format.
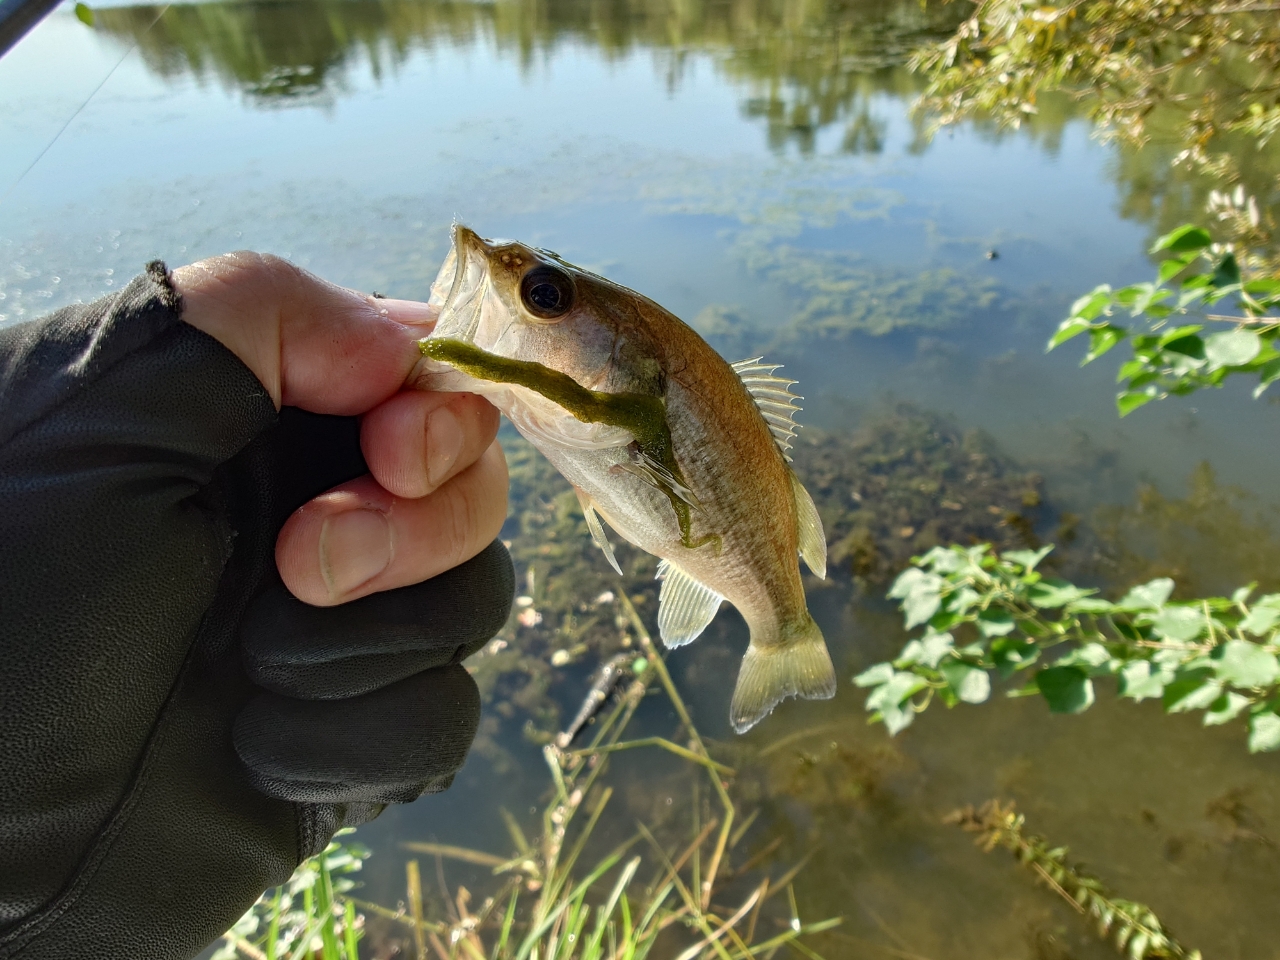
[791, 406, 1044, 583]
[948, 800, 1202, 960]
[857, 542, 1280, 752]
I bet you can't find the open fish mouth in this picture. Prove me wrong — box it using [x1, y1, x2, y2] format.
[427, 224, 504, 345]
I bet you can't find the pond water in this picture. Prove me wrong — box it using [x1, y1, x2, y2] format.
[3, 1, 1280, 957]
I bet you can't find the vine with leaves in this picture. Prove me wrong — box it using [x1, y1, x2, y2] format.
[855, 543, 1280, 752]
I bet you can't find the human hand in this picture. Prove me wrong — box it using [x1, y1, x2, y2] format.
[0, 255, 513, 960]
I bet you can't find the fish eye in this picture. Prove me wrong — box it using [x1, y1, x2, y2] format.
[520, 266, 575, 320]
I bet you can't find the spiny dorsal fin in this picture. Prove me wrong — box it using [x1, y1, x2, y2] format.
[790, 471, 827, 579]
[575, 488, 622, 575]
[731, 357, 802, 460]
[656, 559, 724, 648]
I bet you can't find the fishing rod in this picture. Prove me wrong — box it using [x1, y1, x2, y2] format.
[0, 0, 61, 57]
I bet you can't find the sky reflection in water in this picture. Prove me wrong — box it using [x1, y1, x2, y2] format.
[2, 2, 1279, 956]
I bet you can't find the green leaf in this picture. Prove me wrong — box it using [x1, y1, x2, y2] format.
[1002, 545, 1053, 572]
[1247, 710, 1280, 753]
[1203, 329, 1262, 370]
[1027, 579, 1095, 609]
[74, 2, 94, 26]
[1213, 640, 1280, 688]
[1036, 666, 1095, 714]
[1157, 324, 1204, 347]
[1212, 252, 1242, 288]
[1067, 286, 1113, 322]
[865, 671, 928, 712]
[1151, 225, 1212, 254]
[853, 662, 895, 687]
[1066, 597, 1116, 614]
[1150, 606, 1206, 642]
[1157, 253, 1198, 284]
[940, 661, 991, 704]
[1117, 579, 1174, 611]
[918, 630, 955, 667]
[1083, 325, 1127, 364]
[1116, 389, 1156, 416]
[1203, 692, 1250, 726]
[946, 586, 982, 616]
[881, 700, 916, 735]
[1164, 675, 1221, 713]
[903, 588, 942, 629]
[1117, 358, 1149, 382]
[1254, 357, 1280, 398]
[918, 545, 966, 574]
[991, 636, 1039, 677]
[889, 568, 946, 629]
[1162, 333, 1205, 359]
[1240, 595, 1280, 636]
[1048, 316, 1093, 349]
[1243, 278, 1280, 298]
[976, 608, 1016, 638]
[1118, 660, 1166, 701]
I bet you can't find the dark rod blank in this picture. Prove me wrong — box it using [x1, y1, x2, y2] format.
[0, 0, 64, 59]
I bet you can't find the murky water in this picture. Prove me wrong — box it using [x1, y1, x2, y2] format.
[3, 2, 1279, 957]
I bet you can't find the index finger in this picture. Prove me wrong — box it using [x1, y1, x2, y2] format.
[172, 251, 436, 414]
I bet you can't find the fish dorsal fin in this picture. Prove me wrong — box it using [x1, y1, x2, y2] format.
[790, 471, 827, 579]
[656, 559, 724, 648]
[575, 488, 623, 575]
[731, 357, 801, 460]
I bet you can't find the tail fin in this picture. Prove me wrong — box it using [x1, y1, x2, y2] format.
[730, 614, 835, 733]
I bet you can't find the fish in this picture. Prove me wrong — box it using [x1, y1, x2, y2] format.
[414, 225, 835, 732]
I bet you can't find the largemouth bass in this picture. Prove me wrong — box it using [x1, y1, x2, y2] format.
[415, 225, 835, 732]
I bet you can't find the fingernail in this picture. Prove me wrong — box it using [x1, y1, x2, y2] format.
[320, 509, 392, 599]
[373, 297, 439, 327]
[427, 402, 465, 488]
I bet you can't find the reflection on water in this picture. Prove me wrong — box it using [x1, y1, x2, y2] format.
[4, 0, 1280, 957]
[92, 0, 962, 151]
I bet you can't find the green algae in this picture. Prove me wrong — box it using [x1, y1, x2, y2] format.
[790, 403, 1045, 583]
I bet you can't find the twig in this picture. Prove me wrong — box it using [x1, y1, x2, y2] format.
[406, 860, 429, 960]
[566, 737, 736, 775]
[220, 936, 268, 960]
[673, 887, 763, 960]
[401, 843, 507, 868]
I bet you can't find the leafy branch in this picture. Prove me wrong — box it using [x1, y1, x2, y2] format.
[947, 800, 1202, 960]
[855, 543, 1280, 752]
[1048, 222, 1280, 414]
[909, 0, 1280, 189]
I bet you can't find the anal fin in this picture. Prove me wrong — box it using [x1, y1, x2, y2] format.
[790, 471, 827, 579]
[575, 488, 622, 575]
[656, 559, 723, 648]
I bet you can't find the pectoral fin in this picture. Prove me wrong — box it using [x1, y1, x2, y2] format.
[575, 488, 623, 575]
[790, 471, 827, 579]
[656, 559, 723, 648]
[618, 445, 700, 510]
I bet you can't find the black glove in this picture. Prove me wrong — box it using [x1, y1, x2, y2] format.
[0, 265, 513, 959]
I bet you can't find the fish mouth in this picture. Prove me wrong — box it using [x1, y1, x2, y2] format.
[428, 224, 500, 344]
